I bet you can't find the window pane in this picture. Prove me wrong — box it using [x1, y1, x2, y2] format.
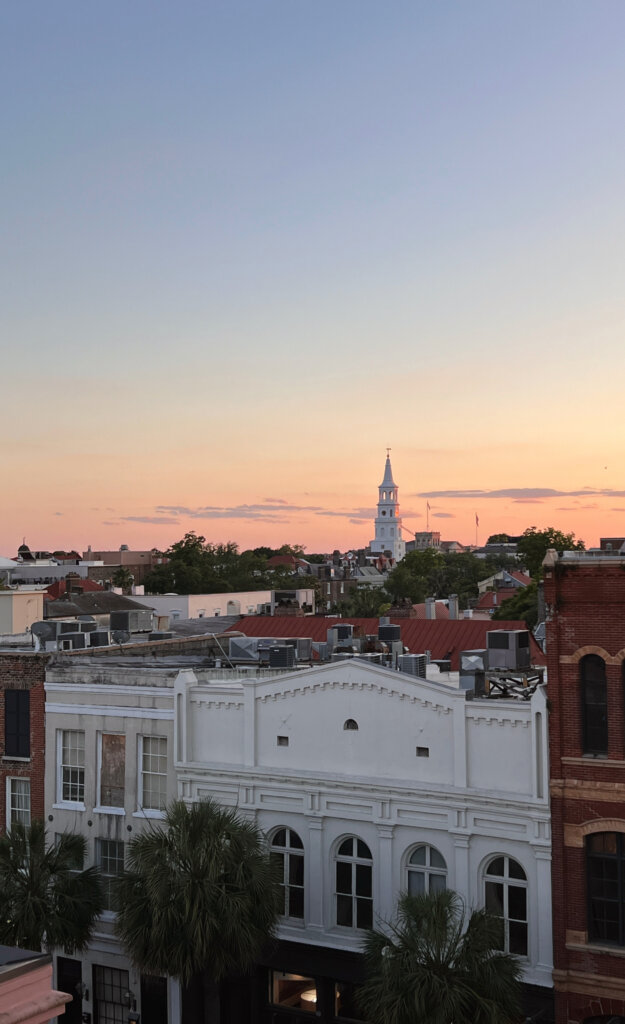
[508, 858, 526, 880]
[336, 861, 352, 895]
[289, 886, 304, 920]
[430, 848, 446, 870]
[355, 864, 372, 898]
[409, 846, 426, 866]
[289, 829, 303, 850]
[337, 894, 353, 926]
[408, 870, 425, 895]
[338, 838, 354, 857]
[486, 857, 505, 877]
[508, 885, 527, 921]
[9, 779, 30, 826]
[509, 921, 528, 956]
[356, 840, 372, 860]
[270, 851, 285, 882]
[430, 872, 446, 894]
[272, 829, 286, 848]
[356, 897, 373, 929]
[485, 881, 504, 916]
[289, 854, 304, 887]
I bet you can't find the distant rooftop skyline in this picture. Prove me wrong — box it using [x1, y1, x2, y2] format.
[2, 2, 624, 553]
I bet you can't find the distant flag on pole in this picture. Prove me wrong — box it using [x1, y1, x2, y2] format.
[427, 501, 431, 511]
[475, 513, 479, 526]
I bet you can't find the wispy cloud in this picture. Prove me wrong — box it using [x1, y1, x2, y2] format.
[417, 487, 625, 500]
[512, 498, 543, 504]
[432, 512, 455, 518]
[264, 498, 288, 505]
[121, 515, 181, 525]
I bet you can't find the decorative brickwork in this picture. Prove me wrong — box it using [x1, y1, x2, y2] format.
[545, 559, 625, 1023]
[0, 653, 49, 833]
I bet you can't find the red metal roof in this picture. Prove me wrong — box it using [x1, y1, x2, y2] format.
[226, 616, 545, 669]
[45, 578, 105, 599]
[412, 602, 450, 620]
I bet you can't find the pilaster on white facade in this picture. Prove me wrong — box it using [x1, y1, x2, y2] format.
[370, 452, 405, 562]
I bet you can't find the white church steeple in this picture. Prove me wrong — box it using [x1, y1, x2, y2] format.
[370, 450, 405, 562]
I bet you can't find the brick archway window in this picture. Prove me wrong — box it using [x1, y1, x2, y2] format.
[587, 832, 625, 945]
[581, 654, 608, 755]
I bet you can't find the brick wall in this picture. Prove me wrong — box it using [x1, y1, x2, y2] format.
[545, 561, 625, 1024]
[0, 653, 49, 833]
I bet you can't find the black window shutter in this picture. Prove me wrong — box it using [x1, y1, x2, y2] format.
[5, 690, 30, 758]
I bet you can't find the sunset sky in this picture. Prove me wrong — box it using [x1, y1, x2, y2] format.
[2, 2, 625, 557]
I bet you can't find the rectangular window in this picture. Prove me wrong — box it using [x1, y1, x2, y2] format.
[96, 839, 124, 912]
[5, 690, 30, 758]
[7, 778, 30, 827]
[140, 736, 167, 811]
[93, 965, 130, 1024]
[60, 730, 85, 804]
[99, 734, 125, 807]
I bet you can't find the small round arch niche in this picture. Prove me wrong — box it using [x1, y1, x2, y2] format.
[343, 719, 359, 731]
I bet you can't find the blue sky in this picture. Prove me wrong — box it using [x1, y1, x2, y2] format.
[2, 2, 625, 552]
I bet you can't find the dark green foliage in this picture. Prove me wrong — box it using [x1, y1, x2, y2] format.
[144, 532, 313, 594]
[111, 567, 134, 592]
[115, 800, 280, 985]
[517, 527, 585, 579]
[385, 550, 516, 609]
[333, 585, 391, 617]
[359, 889, 522, 1024]
[0, 821, 104, 953]
[492, 581, 539, 629]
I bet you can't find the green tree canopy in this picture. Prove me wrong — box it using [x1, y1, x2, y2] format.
[492, 581, 539, 629]
[385, 549, 514, 609]
[358, 889, 522, 1024]
[0, 822, 104, 953]
[144, 532, 316, 595]
[115, 800, 280, 991]
[517, 526, 585, 578]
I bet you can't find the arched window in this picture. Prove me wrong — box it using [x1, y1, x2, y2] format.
[407, 845, 447, 895]
[587, 832, 625, 945]
[336, 837, 372, 929]
[343, 719, 358, 731]
[270, 828, 304, 920]
[581, 654, 608, 754]
[484, 856, 528, 955]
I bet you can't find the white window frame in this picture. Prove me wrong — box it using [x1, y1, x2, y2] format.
[96, 837, 125, 915]
[269, 827, 305, 922]
[334, 836, 373, 931]
[406, 844, 447, 895]
[483, 855, 529, 958]
[6, 777, 31, 829]
[54, 729, 86, 810]
[94, 732, 126, 816]
[135, 735, 167, 819]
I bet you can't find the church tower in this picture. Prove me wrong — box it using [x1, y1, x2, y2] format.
[370, 451, 405, 562]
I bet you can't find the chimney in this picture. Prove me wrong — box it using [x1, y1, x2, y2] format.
[448, 594, 459, 620]
[425, 597, 436, 620]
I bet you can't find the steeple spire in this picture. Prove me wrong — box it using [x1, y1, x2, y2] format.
[370, 451, 405, 563]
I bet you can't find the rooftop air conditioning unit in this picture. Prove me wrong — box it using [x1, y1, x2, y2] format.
[333, 624, 354, 641]
[398, 654, 427, 678]
[268, 645, 296, 669]
[379, 623, 401, 643]
[89, 630, 111, 647]
[487, 630, 531, 670]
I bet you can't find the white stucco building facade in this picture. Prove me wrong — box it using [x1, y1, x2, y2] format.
[44, 651, 553, 1023]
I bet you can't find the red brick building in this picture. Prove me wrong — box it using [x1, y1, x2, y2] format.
[0, 653, 48, 832]
[545, 550, 625, 1024]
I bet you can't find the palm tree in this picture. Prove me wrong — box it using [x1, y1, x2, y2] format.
[358, 889, 523, 1024]
[0, 821, 104, 952]
[115, 799, 281, 1023]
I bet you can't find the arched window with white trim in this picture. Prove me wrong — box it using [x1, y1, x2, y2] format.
[407, 845, 447, 895]
[484, 855, 528, 956]
[270, 828, 304, 920]
[335, 837, 372, 929]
